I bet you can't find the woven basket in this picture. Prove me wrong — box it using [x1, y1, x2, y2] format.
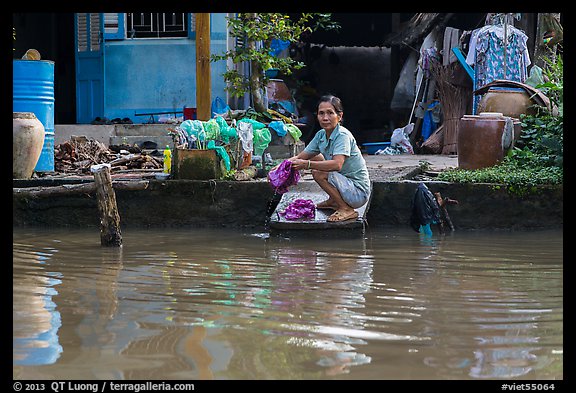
[421, 124, 444, 154]
[441, 118, 459, 155]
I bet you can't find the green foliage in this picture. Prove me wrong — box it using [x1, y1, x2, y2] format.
[437, 160, 563, 196]
[515, 114, 563, 168]
[535, 50, 563, 117]
[221, 168, 237, 180]
[211, 13, 339, 98]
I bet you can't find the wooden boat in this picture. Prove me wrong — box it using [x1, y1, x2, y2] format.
[268, 180, 372, 235]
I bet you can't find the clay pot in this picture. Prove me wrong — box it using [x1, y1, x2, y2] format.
[457, 113, 517, 170]
[477, 87, 537, 119]
[13, 112, 45, 179]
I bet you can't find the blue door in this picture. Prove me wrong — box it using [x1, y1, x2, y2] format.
[75, 13, 105, 124]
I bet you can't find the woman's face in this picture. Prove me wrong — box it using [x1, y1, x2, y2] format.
[317, 101, 342, 132]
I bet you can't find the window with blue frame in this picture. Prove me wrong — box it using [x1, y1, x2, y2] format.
[104, 13, 195, 40]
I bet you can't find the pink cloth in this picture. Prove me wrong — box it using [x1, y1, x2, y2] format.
[279, 199, 316, 220]
[267, 159, 300, 194]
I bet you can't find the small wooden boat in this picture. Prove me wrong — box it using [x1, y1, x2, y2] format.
[268, 180, 372, 235]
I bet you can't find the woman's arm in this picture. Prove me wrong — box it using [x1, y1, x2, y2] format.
[291, 154, 345, 171]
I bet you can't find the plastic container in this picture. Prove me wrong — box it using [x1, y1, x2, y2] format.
[183, 106, 197, 120]
[362, 142, 391, 155]
[163, 145, 172, 174]
[13, 59, 55, 172]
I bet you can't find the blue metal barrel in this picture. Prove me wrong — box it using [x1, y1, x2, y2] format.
[13, 60, 55, 172]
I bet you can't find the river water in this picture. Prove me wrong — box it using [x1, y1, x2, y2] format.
[13, 227, 563, 380]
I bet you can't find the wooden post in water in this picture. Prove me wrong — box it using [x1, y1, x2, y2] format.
[91, 164, 122, 247]
[196, 13, 211, 121]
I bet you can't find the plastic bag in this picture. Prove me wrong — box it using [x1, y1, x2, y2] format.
[180, 120, 206, 148]
[525, 65, 545, 88]
[238, 118, 266, 130]
[267, 159, 300, 194]
[390, 123, 415, 154]
[203, 118, 221, 140]
[285, 124, 302, 142]
[215, 115, 237, 143]
[421, 101, 441, 141]
[410, 183, 440, 233]
[211, 96, 230, 118]
[236, 121, 253, 154]
[207, 140, 231, 171]
[269, 39, 291, 57]
[269, 120, 287, 137]
[390, 51, 418, 110]
[253, 128, 272, 156]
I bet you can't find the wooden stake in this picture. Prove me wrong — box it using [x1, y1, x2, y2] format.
[91, 164, 122, 247]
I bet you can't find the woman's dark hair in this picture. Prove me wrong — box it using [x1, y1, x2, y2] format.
[317, 94, 343, 114]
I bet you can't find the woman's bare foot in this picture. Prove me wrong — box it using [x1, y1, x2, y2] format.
[316, 200, 337, 210]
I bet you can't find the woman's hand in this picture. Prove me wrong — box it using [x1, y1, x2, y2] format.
[291, 158, 309, 170]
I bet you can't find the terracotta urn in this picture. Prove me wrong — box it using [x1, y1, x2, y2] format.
[13, 112, 45, 179]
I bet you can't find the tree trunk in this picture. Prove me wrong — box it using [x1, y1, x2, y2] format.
[250, 60, 266, 113]
[534, 13, 562, 68]
[246, 13, 267, 113]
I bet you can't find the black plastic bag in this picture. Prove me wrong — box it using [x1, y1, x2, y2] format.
[410, 183, 440, 232]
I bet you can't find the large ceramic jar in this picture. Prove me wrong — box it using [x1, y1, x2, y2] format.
[13, 112, 45, 179]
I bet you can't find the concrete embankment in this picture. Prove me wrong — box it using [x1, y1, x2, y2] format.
[13, 178, 563, 231]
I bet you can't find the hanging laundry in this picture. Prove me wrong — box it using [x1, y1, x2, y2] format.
[466, 24, 531, 88]
[442, 27, 461, 66]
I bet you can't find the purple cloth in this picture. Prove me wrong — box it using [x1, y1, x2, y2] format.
[279, 199, 316, 220]
[267, 159, 300, 194]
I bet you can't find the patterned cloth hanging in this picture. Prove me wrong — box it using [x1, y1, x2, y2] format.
[466, 24, 531, 89]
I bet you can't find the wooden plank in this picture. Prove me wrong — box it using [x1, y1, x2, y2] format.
[196, 13, 211, 121]
[13, 180, 149, 197]
[269, 180, 372, 231]
[452, 47, 475, 81]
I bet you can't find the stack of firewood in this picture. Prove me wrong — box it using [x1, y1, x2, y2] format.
[54, 136, 163, 173]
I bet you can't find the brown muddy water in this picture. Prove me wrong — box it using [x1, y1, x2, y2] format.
[13, 227, 563, 380]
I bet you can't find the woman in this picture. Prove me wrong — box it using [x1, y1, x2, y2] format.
[288, 95, 371, 222]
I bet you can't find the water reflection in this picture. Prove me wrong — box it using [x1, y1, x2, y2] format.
[13, 249, 63, 365]
[403, 231, 562, 379]
[265, 244, 374, 376]
[12, 228, 563, 380]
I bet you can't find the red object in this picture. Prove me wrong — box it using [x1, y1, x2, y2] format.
[183, 107, 197, 120]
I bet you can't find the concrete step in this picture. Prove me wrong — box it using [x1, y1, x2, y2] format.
[113, 124, 173, 137]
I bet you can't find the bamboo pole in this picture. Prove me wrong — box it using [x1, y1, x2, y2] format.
[196, 13, 211, 121]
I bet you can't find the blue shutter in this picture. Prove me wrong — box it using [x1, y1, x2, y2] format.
[188, 13, 196, 39]
[104, 13, 125, 40]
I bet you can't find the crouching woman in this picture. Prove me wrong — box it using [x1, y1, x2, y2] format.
[288, 95, 371, 222]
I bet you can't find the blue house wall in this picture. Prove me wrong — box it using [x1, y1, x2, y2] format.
[102, 13, 228, 123]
